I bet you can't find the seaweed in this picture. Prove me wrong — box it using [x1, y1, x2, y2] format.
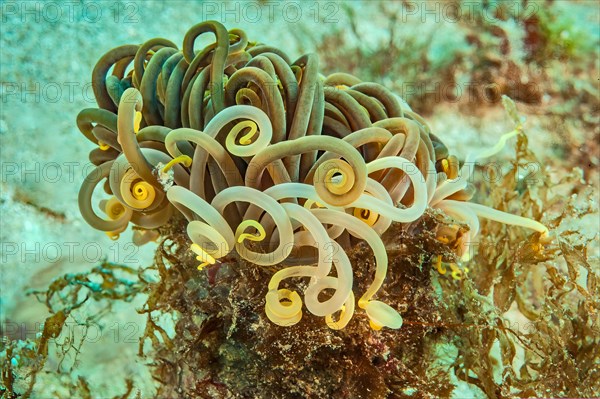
[1, 263, 145, 398]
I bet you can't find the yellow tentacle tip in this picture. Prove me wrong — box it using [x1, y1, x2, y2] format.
[132, 181, 152, 201]
[134, 111, 142, 133]
[369, 320, 383, 331]
[104, 197, 126, 220]
[353, 207, 379, 226]
[441, 156, 459, 179]
[441, 159, 449, 175]
[450, 263, 465, 280]
[236, 220, 266, 244]
[98, 141, 110, 151]
[366, 301, 403, 330]
[228, 33, 239, 44]
[291, 65, 303, 83]
[265, 289, 303, 327]
[120, 170, 156, 209]
[437, 236, 450, 245]
[325, 167, 348, 189]
[231, 120, 258, 145]
[105, 231, 120, 240]
[197, 263, 210, 271]
[435, 255, 447, 274]
[434, 257, 467, 280]
[190, 243, 216, 271]
[304, 199, 324, 209]
[163, 155, 193, 172]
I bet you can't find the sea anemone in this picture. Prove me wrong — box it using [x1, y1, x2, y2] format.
[76, 20, 549, 330]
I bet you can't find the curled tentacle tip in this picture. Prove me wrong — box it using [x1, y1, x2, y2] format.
[98, 141, 110, 151]
[365, 300, 403, 330]
[369, 320, 383, 331]
[236, 220, 266, 244]
[265, 288, 303, 326]
[103, 197, 126, 220]
[441, 159, 449, 174]
[235, 120, 258, 145]
[450, 263, 466, 280]
[353, 207, 379, 226]
[163, 154, 193, 173]
[435, 255, 447, 274]
[304, 199, 324, 209]
[190, 243, 216, 271]
[134, 111, 142, 133]
[105, 231, 120, 240]
[132, 181, 152, 201]
[197, 263, 210, 271]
